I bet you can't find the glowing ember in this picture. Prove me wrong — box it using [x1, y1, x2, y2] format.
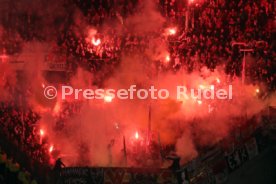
[49, 145, 54, 153]
[135, 131, 139, 140]
[255, 88, 260, 93]
[92, 37, 101, 46]
[104, 95, 113, 103]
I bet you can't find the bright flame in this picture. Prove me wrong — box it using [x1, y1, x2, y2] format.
[199, 84, 205, 89]
[40, 129, 44, 136]
[168, 28, 176, 35]
[49, 145, 54, 153]
[255, 88, 260, 93]
[165, 55, 170, 62]
[104, 95, 113, 103]
[92, 37, 101, 46]
[135, 131, 139, 140]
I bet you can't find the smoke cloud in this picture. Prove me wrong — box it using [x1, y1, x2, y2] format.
[0, 0, 274, 167]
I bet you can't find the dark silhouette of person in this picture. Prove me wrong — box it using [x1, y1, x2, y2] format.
[53, 158, 65, 183]
[166, 154, 183, 184]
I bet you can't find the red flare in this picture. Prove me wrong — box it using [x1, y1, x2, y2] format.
[49, 145, 54, 153]
[135, 131, 139, 140]
[92, 37, 101, 46]
[165, 55, 170, 62]
[104, 95, 113, 103]
[40, 129, 44, 136]
[168, 28, 176, 35]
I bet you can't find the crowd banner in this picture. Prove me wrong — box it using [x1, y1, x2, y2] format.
[128, 168, 177, 184]
[104, 168, 128, 184]
[60, 167, 104, 184]
[225, 137, 261, 172]
[61, 167, 177, 184]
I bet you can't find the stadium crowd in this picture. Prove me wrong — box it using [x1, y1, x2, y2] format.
[59, 0, 275, 88]
[0, 101, 50, 183]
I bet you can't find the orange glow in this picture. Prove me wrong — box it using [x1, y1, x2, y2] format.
[92, 37, 101, 46]
[197, 100, 202, 105]
[255, 88, 260, 93]
[53, 102, 61, 114]
[89, 28, 97, 36]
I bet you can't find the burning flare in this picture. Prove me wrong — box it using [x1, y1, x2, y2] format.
[197, 100, 202, 105]
[40, 129, 44, 136]
[135, 131, 139, 140]
[165, 27, 177, 36]
[92, 37, 101, 46]
[165, 55, 170, 62]
[104, 95, 113, 103]
[49, 145, 54, 153]
[168, 28, 176, 35]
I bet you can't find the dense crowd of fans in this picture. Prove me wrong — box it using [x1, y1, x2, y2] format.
[0, 101, 50, 183]
[58, 0, 275, 89]
[0, 0, 274, 89]
[170, 0, 274, 85]
[0, 147, 38, 184]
